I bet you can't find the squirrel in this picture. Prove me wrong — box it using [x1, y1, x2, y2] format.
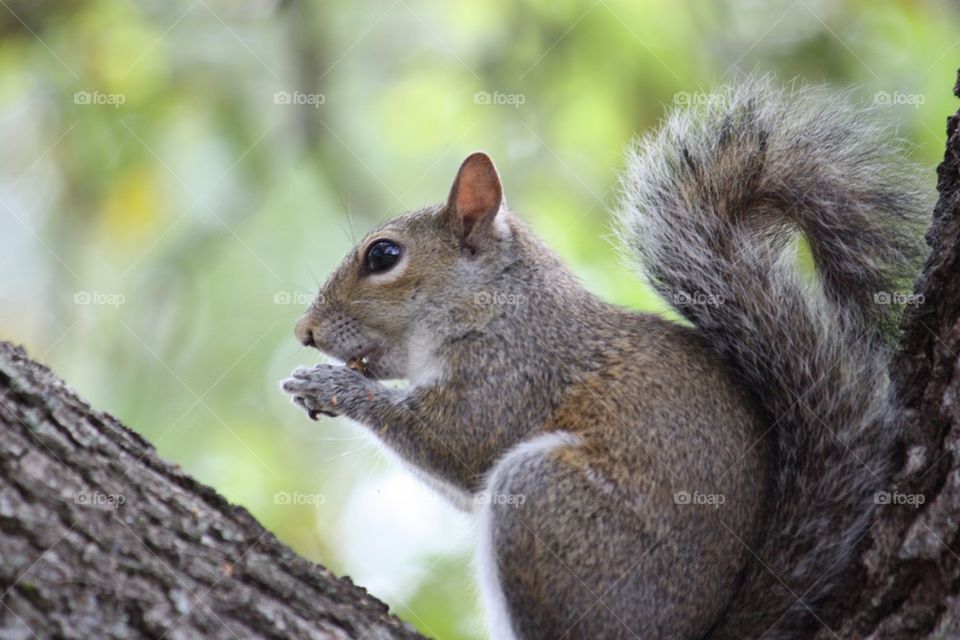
[281, 77, 928, 639]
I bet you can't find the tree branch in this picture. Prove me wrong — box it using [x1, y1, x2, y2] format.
[0, 342, 425, 640]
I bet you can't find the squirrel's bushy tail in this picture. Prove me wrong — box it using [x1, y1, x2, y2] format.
[617, 77, 927, 639]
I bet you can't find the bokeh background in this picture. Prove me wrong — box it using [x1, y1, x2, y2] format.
[0, 0, 956, 637]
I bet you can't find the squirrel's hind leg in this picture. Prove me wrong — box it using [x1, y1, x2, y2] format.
[474, 432, 580, 640]
[475, 430, 724, 640]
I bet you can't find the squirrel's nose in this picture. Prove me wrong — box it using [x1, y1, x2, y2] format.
[294, 314, 318, 348]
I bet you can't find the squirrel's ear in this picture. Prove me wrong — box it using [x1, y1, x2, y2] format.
[445, 152, 503, 245]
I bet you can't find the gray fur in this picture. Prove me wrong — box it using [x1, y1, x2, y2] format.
[617, 76, 928, 638]
[281, 78, 927, 639]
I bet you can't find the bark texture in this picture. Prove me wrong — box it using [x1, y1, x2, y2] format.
[813, 72, 960, 639]
[0, 342, 425, 640]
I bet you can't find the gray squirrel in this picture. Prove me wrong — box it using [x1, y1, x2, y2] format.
[281, 77, 928, 639]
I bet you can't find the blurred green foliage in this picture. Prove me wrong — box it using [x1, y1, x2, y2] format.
[0, 0, 955, 637]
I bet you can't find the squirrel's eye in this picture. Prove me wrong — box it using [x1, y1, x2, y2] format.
[364, 240, 402, 274]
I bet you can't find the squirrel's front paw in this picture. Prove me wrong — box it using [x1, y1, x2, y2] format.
[281, 364, 366, 421]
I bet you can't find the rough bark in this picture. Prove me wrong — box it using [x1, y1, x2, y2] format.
[813, 72, 960, 639]
[0, 342, 425, 640]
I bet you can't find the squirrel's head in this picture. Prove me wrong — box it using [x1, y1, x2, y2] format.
[294, 151, 517, 380]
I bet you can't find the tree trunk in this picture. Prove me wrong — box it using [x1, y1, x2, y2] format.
[813, 72, 960, 639]
[0, 342, 425, 640]
[3, 72, 960, 640]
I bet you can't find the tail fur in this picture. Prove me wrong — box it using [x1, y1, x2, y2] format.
[616, 77, 928, 639]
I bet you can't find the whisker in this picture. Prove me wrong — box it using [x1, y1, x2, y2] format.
[346, 195, 357, 245]
[323, 442, 378, 463]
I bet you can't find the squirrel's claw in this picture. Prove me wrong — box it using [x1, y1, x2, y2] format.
[290, 393, 339, 420]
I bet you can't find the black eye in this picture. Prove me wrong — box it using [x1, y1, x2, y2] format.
[364, 240, 402, 274]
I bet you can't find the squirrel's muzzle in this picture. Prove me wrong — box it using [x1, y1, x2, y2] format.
[294, 313, 318, 348]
